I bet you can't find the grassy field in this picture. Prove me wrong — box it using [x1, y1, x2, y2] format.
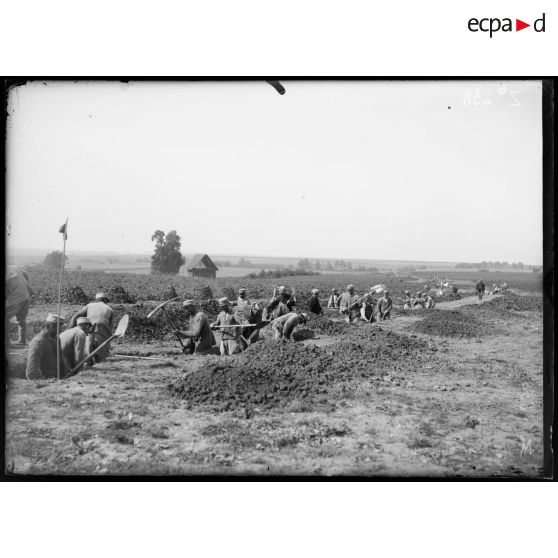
[4, 269, 544, 477]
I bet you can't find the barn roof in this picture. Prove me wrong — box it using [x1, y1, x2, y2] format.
[186, 253, 219, 271]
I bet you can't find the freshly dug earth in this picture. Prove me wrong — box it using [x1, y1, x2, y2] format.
[107, 285, 136, 304]
[167, 330, 436, 411]
[111, 304, 191, 342]
[410, 309, 495, 338]
[63, 286, 90, 304]
[306, 314, 349, 335]
[483, 291, 543, 313]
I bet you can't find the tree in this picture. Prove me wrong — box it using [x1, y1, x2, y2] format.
[150, 229, 186, 275]
[44, 251, 68, 269]
[297, 258, 312, 270]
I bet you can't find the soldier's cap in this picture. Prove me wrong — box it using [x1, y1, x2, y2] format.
[278, 286, 286, 292]
[218, 297, 230, 307]
[95, 292, 109, 301]
[182, 299, 195, 308]
[238, 287, 246, 293]
[76, 317, 91, 325]
[347, 284, 354, 290]
[46, 313, 65, 323]
[311, 288, 319, 294]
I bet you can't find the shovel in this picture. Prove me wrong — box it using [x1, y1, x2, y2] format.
[70, 314, 129, 374]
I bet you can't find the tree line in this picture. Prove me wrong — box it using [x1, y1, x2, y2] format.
[455, 261, 526, 270]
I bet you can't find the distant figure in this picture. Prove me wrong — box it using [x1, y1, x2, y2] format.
[327, 289, 341, 309]
[360, 294, 376, 322]
[423, 293, 435, 309]
[212, 297, 242, 355]
[308, 289, 323, 315]
[491, 283, 500, 295]
[378, 291, 393, 320]
[403, 290, 412, 310]
[5, 266, 34, 346]
[26, 313, 69, 380]
[413, 292, 425, 310]
[236, 287, 250, 306]
[60, 317, 93, 374]
[69, 292, 114, 362]
[174, 300, 216, 355]
[271, 312, 308, 341]
[475, 279, 486, 301]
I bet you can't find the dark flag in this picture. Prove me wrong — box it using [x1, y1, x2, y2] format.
[58, 221, 68, 241]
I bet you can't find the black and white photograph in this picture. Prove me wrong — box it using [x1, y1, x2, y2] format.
[3, 79, 551, 477]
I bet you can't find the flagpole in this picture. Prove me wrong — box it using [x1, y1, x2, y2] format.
[56, 218, 68, 381]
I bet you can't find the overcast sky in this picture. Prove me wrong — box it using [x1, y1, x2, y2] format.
[6, 80, 543, 264]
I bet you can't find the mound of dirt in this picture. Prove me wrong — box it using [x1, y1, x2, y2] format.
[292, 328, 315, 341]
[194, 285, 213, 301]
[305, 314, 348, 336]
[63, 286, 90, 304]
[112, 303, 190, 342]
[411, 310, 492, 338]
[221, 286, 237, 301]
[108, 285, 136, 304]
[167, 330, 434, 411]
[484, 291, 543, 313]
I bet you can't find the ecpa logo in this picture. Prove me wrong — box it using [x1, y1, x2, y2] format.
[468, 13, 546, 37]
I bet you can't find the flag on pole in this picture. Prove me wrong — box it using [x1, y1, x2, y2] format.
[59, 221, 68, 241]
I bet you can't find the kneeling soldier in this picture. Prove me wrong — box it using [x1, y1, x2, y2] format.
[174, 300, 216, 355]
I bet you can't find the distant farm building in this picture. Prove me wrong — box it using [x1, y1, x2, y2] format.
[182, 254, 219, 279]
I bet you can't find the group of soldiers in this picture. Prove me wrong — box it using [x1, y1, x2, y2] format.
[326, 284, 393, 323]
[8, 265, 507, 380]
[175, 286, 308, 356]
[22, 292, 115, 380]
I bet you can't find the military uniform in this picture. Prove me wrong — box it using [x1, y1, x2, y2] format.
[69, 300, 114, 362]
[5, 266, 34, 345]
[180, 311, 215, 355]
[26, 330, 69, 380]
[59, 326, 90, 373]
[339, 291, 361, 322]
[213, 310, 241, 355]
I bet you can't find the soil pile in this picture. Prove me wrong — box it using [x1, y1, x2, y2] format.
[194, 285, 213, 301]
[484, 292, 542, 313]
[63, 286, 90, 304]
[108, 285, 136, 304]
[306, 314, 348, 335]
[112, 303, 190, 342]
[411, 310, 492, 338]
[221, 286, 237, 301]
[167, 330, 433, 411]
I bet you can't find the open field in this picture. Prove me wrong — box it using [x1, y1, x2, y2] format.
[4, 270, 544, 477]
